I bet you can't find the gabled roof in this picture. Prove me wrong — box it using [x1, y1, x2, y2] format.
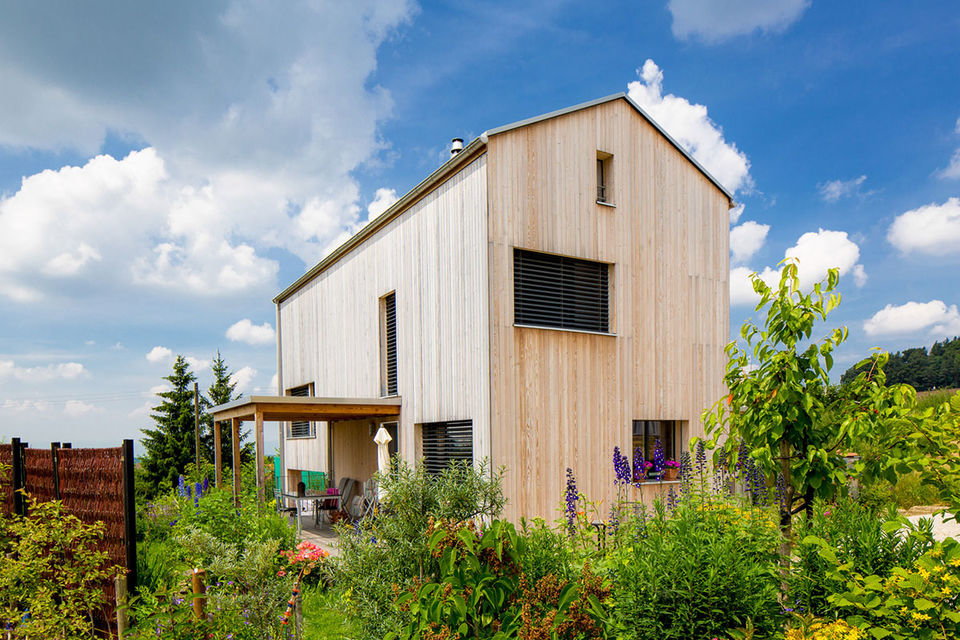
[274, 93, 735, 304]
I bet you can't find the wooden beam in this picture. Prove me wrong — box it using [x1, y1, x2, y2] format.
[255, 409, 265, 502]
[231, 418, 241, 507]
[213, 420, 222, 489]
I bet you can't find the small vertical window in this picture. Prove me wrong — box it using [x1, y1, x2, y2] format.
[381, 292, 398, 396]
[596, 151, 613, 204]
[631, 420, 679, 474]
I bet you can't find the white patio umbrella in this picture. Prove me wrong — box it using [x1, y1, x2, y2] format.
[373, 426, 393, 500]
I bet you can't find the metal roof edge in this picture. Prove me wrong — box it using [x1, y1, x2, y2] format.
[273, 138, 487, 304]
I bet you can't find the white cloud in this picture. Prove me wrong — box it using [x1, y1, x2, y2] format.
[729, 203, 745, 224]
[937, 117, 960, 180]
[627, 60, 752, 195]
[668, 0, 810, 43]
[730, 220, 770, 263]
[367, 188, 399, 218]
[226, 319, 276, 346]
[0, 360, 87, 383]
[0, 1, 416, 303]
[148, 384, 170, 396]
[64, 400, 99, 417]
[255, 373, 279, 395]
[818, 175, 868, 202]
[864, 300, 960, 337]
[2, 399, 50, 412]
[887, 198, 960, 256]
[185, 356, 211, 371]
[146, 346, 173, 363]
[730, 229, 866, 306]
[230, 366, 257, 394]
[128, 401, 153, 419]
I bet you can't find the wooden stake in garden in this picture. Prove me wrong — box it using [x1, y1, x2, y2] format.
[192, 568, 206, 620]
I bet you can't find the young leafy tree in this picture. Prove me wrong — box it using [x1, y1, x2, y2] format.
[703, 261, 895, 557]
[202, 351, 253, 465]
[139, 355, 199, 496]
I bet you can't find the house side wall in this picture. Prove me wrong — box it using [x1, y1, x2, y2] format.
[280, 155, 490, 478]
[486, 99, 730, 521]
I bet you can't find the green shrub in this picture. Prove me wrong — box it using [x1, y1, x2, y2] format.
[604, 497, 782, 640]
[793, 499, 935, 616]
[0, 498, 122, 639]
[827, 538, 960, 640]
[389, 519, 607, 640]
[330, 458, 505, 639]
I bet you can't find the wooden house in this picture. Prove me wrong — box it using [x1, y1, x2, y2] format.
[215, 93, 732, 521]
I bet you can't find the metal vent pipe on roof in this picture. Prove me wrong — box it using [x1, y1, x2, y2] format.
[450, 138, 463, 156]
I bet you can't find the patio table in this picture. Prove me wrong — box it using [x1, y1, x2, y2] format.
[280, 493, 342, 534]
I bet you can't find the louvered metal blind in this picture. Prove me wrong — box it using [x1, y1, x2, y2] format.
[289, 385, 313, 438]
[514, 249, 609, 332]
[384, 293, 398, 396]
[421, 420, 472, 475]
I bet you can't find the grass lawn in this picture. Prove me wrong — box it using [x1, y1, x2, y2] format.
[301, 586, 358, 640]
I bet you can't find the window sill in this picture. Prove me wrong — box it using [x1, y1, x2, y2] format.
[596, 200, 616, 208]
[513, 324, 616, 337]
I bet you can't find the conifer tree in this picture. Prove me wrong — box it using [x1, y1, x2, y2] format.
[202, 351, 253, 466]
[139, 355, 199, 497]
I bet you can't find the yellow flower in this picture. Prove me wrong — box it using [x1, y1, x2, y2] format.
[949, 557, 960, 567]
[918, 567, 930, 579]
[911, 612, 931, 622]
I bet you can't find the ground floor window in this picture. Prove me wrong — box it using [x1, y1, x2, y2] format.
[420, 419, 472, 474]
[632, 420, 680, 473]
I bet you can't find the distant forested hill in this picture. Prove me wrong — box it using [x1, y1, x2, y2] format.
[841, 336, 960, 391]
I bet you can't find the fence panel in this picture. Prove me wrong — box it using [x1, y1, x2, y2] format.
[23, 447, 56, 504]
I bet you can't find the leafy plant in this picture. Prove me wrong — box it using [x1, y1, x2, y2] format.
[826, 538, 960, 640]
[0, 498, 123, 639]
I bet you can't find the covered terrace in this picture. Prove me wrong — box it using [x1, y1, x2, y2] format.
[208, 395, 401, 502]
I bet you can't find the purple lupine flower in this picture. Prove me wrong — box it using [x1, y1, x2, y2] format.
[202, 477, 209, 493]
[612, 447, 631, 485]
[177, 475, 187, 497]
[632, 447, 646, 485]
[652, 438, 666, 474]
[695, 440, 707, 476]
[195, 481, 203, 499]
[678, 451, 692, 495]
[666, 486, 677, 512]
[564, 467, 578, 534]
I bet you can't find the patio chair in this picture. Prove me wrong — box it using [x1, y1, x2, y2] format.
[315, 477, 357, 526]
[359, 478, 378, 519]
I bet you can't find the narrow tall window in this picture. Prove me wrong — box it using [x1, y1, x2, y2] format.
[596, 151, 613, 204]
[288, 384, 314, 438]
[421, 420, 472, 475]
[514, 249, 609, 333]
[381, 292, 398, 396]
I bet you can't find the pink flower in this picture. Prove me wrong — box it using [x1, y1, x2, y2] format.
[277, 570, 287, 577]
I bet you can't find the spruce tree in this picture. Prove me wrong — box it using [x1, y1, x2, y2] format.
[202, 351, 254, 466]
[139, 355, 199, 497]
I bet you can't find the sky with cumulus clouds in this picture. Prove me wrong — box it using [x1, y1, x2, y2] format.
[1, 0, 958, 449]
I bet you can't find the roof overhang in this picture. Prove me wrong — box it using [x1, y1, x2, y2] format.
[209, 395, 401, 422]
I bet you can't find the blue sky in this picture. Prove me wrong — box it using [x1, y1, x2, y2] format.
[0, 0, 958, 448]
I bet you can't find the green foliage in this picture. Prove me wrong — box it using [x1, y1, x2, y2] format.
[139, 355, 202, 498]
[703, 261, 903, 556]
[792, 499, 935, 616]
[842, 336, 960, 392]
[0, 498, 122, 639]
[857, 473, 942, 511]
[330, 458, 505, 638]
[604, 498, 783, 640]
[825, 538, 960, 640]
[301, 586, 359, 639]
[856, 391, 960, 517]
[389, 519, 608, 640]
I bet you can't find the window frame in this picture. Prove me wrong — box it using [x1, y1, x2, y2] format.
[631, 420, 682, 479]
[380, 291, 398, 397]
[596, 151, 615, 207]
[286, 383, 316, 439]
[420, 419, 473, 475]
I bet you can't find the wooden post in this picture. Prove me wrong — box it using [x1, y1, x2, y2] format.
[191, 569, 206, 619]
[115, 574, 129, 638]
[121, 439, 138, 591]
[50, 442, 61, 500]
[11, 437, 24, 517]
[232, 418, 242, 507]
[214, 421, 223, 489]
[255, 409, 265, 503]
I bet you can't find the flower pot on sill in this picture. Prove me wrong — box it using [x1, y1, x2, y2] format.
[663, 468, 679, 481]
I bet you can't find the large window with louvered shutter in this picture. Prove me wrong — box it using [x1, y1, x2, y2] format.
[421, 420, 472, 475]
[514, 249, 609, 333]
[287, 384, 314, 438]
[381, 292, 398, 396]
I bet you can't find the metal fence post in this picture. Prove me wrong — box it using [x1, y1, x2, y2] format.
[121, 439, 138, 591]
[11, 437, 25, 516]
[51, 442, 61, 500]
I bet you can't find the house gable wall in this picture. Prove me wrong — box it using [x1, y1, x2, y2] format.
[486, 98, 730, 520]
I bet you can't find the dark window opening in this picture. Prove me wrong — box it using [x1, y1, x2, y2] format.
[421, 419, 472, 475]
[632, 420, 679, 476]
[514, 249, 609, 333]
[382, 292, 398, 396]
[288, 384, 314, 438]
